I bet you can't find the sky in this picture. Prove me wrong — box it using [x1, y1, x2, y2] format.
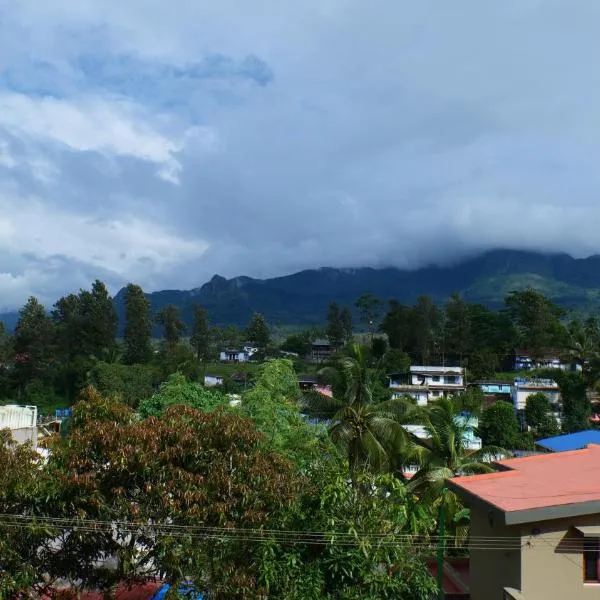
[2, 0, 600, 310]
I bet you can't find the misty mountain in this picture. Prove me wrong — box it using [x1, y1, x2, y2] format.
[113, 249, 600, 329]
[4, 249, 600, 332]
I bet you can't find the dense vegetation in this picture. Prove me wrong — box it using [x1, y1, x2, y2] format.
[2, 276, 600, 597]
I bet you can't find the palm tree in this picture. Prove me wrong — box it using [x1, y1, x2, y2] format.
[408, 397, 498, 501]
[308, 344, 419, 479]
[407, 397, 504, 547]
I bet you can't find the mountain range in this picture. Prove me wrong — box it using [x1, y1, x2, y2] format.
[4, 249, 600, 331]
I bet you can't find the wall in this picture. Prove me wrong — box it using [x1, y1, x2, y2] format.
[469, 506, 521, 600]
[8, 426, 37, 449]
[519, 514, 600, 600]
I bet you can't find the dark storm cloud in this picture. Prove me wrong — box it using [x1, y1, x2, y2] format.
[1, 0, 600, 308]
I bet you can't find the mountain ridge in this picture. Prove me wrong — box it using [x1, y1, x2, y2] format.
[4, 249, 600, 331]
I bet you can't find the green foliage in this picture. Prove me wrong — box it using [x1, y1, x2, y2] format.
[478, 401, 521, 448]
[312, 345, 416, 477]
[326, 303, 346, 348]
[246, 312, 270, 349]
[550, 371, 591, 433]
[123, 283, 152, 365]
[49, 390, 300, 599]
[258, 465, 437, 600]
[190, 304, 211, 361]
[88, 361, 159, 408]
[525, 392, 559, 438]
[281, 331, 314, 356]
[0, 430, 54, 598]
[138, 372, 228, 418]
[409, 398, 495, 503]
[504, 289, 567, 357]
[13, 296, 55, 390]
[381, 348, 411, 375]
[155, 304, 186, 355]
[240, 359, 331, 467]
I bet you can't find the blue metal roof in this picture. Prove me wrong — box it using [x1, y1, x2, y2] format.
[536, 430, 600, 452]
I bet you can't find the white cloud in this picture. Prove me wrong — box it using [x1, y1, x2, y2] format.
[2, 0, 600, 308]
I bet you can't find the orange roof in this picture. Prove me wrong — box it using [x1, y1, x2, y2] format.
[450, 444, 600, 519]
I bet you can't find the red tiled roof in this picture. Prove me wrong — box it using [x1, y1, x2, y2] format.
[451, 444, 600, 513]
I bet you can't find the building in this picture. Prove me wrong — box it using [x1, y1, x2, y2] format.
[389, 366, 465, 406]
[204, 374, 224, 387]
[449, 444, 600, 600]
[535, 430, 600, 453]
[511, 377, 561, 428]
[403, 414, 482, 452]
[310, 339, 334, 362]
[476, 379, 512, 408]
[514, 348, 577, 372]
[219, 349, 249, 362]
[0, 404, 38, 448]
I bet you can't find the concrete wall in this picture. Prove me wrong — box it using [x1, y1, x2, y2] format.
[469, 506, 521, 600]
[519, 514, 600, 600]
[9, 426, 37, 449]
[470, 507, 600, 600]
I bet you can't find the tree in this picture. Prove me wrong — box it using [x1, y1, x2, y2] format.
[311, 344, 416, 478]
[48, 389, 300, 599]
[478, 401, 521, 449]
[382, 347, 411, 375]
[504, 289, 567, 359]
[326, 302, 345, 348]
[123, 284, 152, 365]
[412, 295, 442, 364]
[240, 359, 331, 468]
[190, 304, 210, 362]
[355, 293, 382, 347]
[552, 371, 591, 433]
[52, 293, 89, 402]
[340, 306, 354, 343]
[78, 280, 118, 360]
[13, 296, 55, 393]
[280, 331, 313, 356]
[0, 429, 56, 598]
[154, 304, 186, 355]
[380, 300, 412, 352]
[88, 361, 159, 408]
[138, 372, 228, 418]
[444, 293, 472, 363]
[0, 322, 12, 397]
[246, 312, 270, 349]
[525, 392, 559, 437]
[259, 465, 437, 600]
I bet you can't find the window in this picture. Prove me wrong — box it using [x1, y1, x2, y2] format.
[446, 376, 457, 384]
[584, 539, 600, 583]
[432, 376, 440, 382]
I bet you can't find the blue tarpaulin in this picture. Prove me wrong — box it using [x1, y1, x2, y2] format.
[151, 584, 203, 600]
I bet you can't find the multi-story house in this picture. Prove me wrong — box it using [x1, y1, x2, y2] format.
[389, 366, 465, 406]
[449, 444, 600, 600]
[511, 377, 562, 428]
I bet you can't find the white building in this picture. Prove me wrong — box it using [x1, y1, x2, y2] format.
[204, 374, 224, 387]
[389, 366, 465, 406]
[0, 405, 38, 448]
[511, 378, 561, 412]
[219, 345, 258, 363]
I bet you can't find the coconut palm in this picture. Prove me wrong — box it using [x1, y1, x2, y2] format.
[308, 344, 419, 479]
[408, 397, 500, 502]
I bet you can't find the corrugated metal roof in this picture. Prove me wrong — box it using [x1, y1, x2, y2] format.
[536, 430, 600, 452]
[0, 405, 37, 429]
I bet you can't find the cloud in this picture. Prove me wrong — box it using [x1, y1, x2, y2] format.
[1, 0, 600, 309]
